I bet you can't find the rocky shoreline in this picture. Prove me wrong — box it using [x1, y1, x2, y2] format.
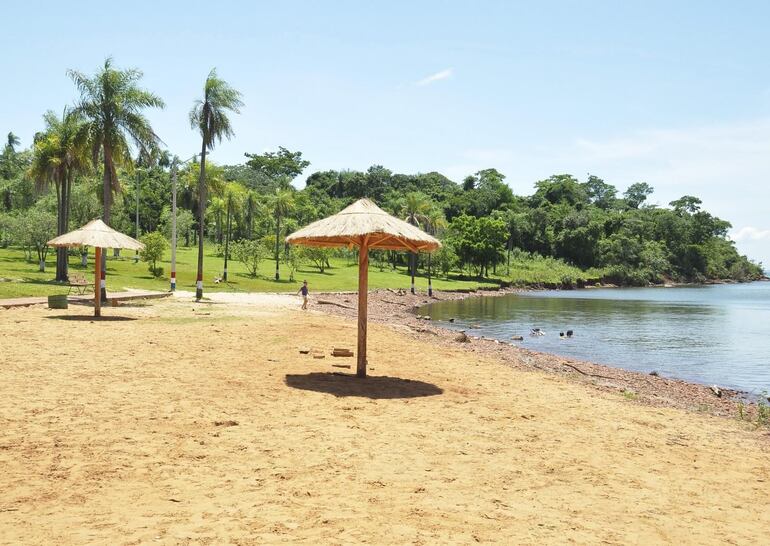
[314, 288, 768, 424]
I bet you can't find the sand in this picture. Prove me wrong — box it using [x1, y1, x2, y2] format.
[0, 297, 768, 545]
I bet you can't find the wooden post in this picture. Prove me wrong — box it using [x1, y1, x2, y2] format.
[94, 246, 102, 317]
[357, 237, 369, 377]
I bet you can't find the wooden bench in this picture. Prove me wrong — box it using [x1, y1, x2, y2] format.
[67, 273, 93, 295]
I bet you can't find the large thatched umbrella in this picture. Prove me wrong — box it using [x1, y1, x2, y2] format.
[47, 219, 144, 317]
[286, 198, 440, 377]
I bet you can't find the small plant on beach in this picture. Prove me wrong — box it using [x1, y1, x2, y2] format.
[737, 402, 745, 421]
[140, 231, 168, 277]
[757, 398, 769, 427]
[621, 389, 638, 401]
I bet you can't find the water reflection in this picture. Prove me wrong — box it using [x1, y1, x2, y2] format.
[422, 284, 770, 393]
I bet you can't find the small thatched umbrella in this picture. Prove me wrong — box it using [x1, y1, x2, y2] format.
[286, 198, 440, 377]
[47, 219, 144, 317]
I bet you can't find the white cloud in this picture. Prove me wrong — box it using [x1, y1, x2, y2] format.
[416, 68, 453, 87]
[731, 226, 770, 242]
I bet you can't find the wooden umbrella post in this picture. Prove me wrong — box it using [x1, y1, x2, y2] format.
[94, 246, 102, 317]
[357, 236, 369, 378]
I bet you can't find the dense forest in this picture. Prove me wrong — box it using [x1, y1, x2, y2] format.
[0, 60, 763, 290]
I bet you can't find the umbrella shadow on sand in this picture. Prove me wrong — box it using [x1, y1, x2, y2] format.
[285, 372, 443, 399]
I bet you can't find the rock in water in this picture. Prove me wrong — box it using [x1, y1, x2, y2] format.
[454, 332, 470, 343]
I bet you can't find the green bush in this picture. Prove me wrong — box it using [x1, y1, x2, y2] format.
[231, 239, 265, 277]
[140, 231, 168, 277]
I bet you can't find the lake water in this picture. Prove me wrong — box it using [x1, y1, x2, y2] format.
[421, 282, 770, 395]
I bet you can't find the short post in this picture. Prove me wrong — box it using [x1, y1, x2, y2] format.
[94, 246, 102, 317]
[357, 238, 369, 378]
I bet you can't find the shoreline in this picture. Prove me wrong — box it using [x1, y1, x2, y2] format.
[314, 288, 768, 423]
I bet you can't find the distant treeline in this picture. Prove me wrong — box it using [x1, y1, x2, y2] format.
[0, 134, 763, 285]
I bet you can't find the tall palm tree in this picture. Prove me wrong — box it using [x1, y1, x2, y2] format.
[5, 132, 20, 153]
[402, 192, 431, 294]
[222, 182, 245, 281]
[68, 58, 164, 297]
[269, 188, 295, 281]
[244, 189, 260, 239]
[189, 69, 243, 300]
[29, 109, 90, 281]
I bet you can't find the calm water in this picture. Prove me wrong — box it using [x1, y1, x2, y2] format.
[422, 282, 770, 394]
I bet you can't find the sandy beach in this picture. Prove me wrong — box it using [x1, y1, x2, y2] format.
[1, 295, 768, 544]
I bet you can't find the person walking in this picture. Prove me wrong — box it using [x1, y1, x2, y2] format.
[297, 280, 309, 310]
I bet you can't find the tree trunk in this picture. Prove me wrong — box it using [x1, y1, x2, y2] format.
[100, 146, 112, 301]
[274, 214, 281, 281]
[410, 252, 416, 294]
[507, 237, 512, 275]
[223, 200, 231, 281]
[428, 254, 433, 296]
[357, 237, 369, 377]
[196, 142, 207, 300]
[55, 178, 67, 282]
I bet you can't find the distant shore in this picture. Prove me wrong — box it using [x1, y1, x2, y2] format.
[315, 288, 768, 422]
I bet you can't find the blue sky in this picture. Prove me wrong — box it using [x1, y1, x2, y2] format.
[2, 1, 769, 265]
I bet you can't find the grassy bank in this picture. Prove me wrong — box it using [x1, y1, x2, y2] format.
[0, 245, 507, 298]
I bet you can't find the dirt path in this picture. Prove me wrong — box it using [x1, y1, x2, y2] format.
[1, 298, 768, 544]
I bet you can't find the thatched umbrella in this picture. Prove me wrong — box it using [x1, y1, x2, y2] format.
[47, 219, 144, 317]
[286, 198, 440, 377]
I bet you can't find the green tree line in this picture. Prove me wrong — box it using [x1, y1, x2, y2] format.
[0, 59, 763, 291]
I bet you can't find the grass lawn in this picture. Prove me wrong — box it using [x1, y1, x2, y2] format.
[0, 245, 503, 298]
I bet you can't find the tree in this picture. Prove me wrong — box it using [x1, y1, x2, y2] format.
[69, 58, 164, 296]
[160, 207, 194, 246]
[623, 182, 654, 209]
[297, 246, 332, 273]
[424, 207, 446, 295]
[669, 195, 702, 215]
[68, 58, 164, 227]
[268, 188, 295, 280]
[208, 197, 226, 244]
[189, 68, 243, 299]
[29, 109, 89, 281]
[433, 244, 458, 278]
[402, 192, 430, 293]
[231, 239, 265, 277]
[244, 147, 310, 185]
[582, 175, 617, 209]
[448, 215, 507, 277]
[140, 231, 168, 277]
[21, 207, 57, 271]
[222, 182, 245, 280]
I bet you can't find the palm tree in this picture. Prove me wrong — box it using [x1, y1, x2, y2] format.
[424, 208, 447, 297]
[209, 197, 226, 244]
[189, 68, 243, 300]
[5, 132, 20, 153]
[222, 182, 245, 281]
[29, 109, 90, 281]
[68, 58, 164, 297]
[269, 188, 295, 280]
[244, 189, 260, 239]
[402, 192, 430, 294]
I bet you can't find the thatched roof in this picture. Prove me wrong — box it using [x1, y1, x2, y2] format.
[286, 198, 441, 252]
[47, 219, 145, 251]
